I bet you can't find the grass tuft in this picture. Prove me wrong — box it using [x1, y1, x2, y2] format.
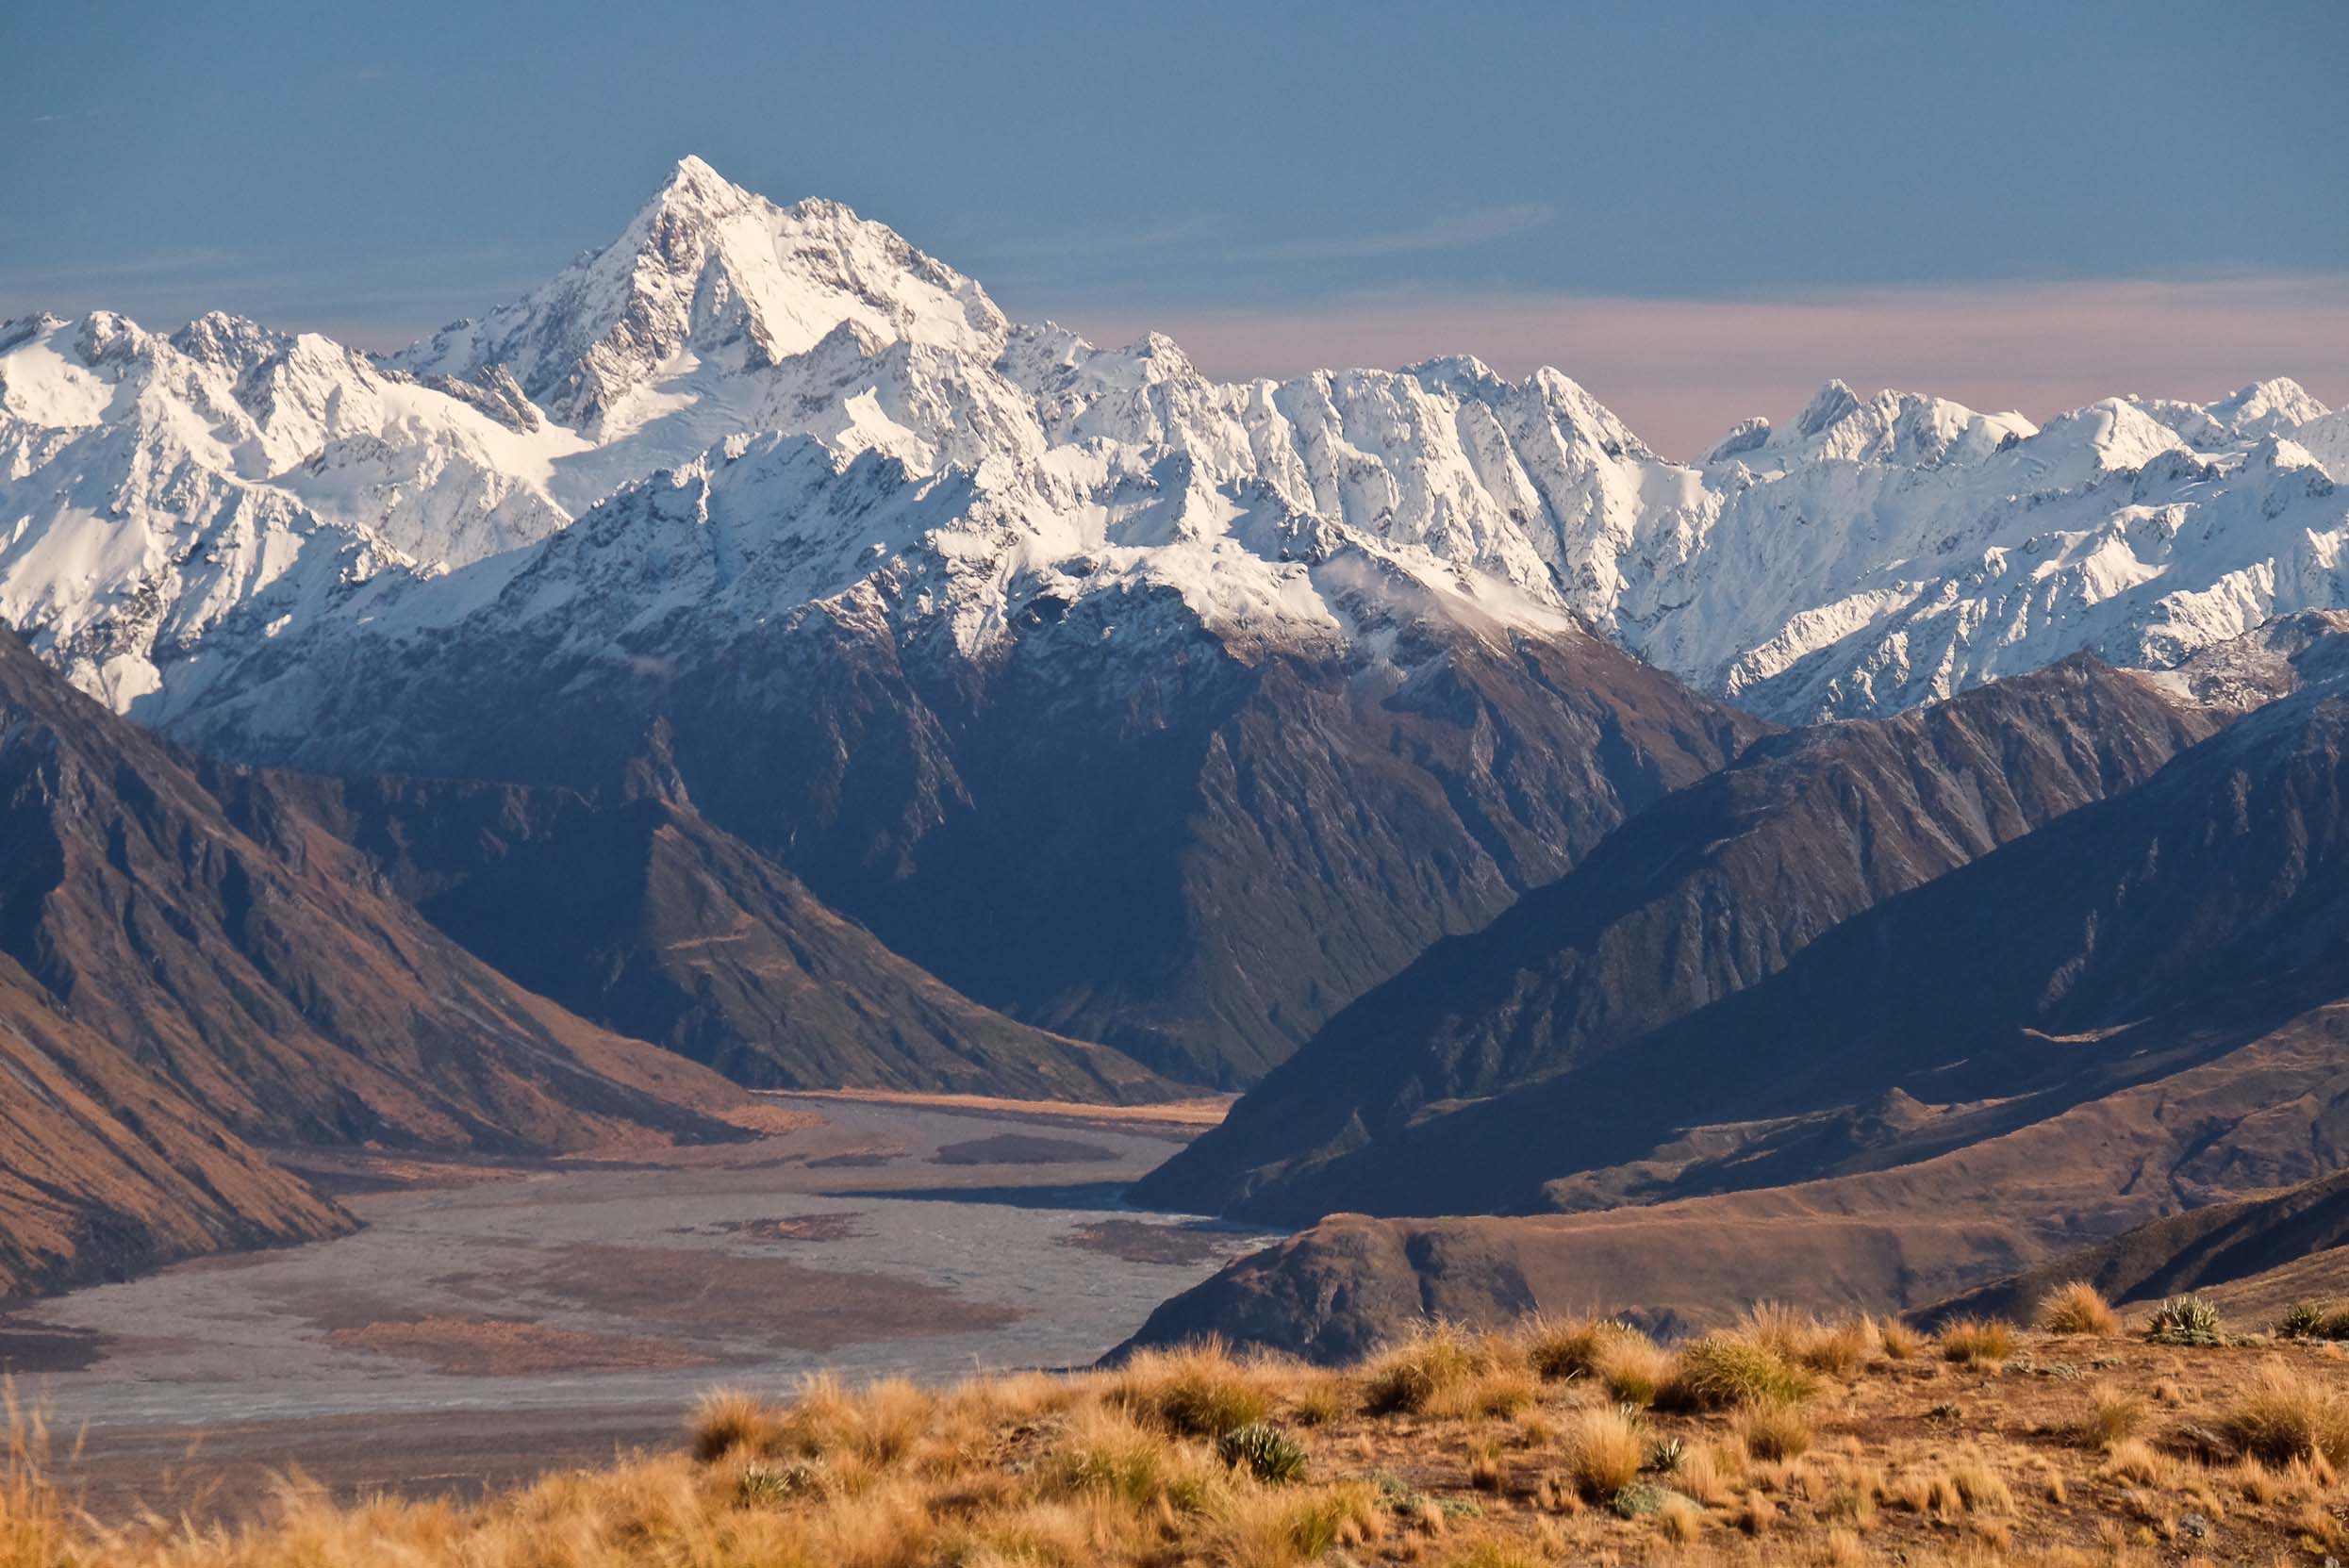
[2220, 1362, 2349, 1467]
[1937, 1316, 2016, 1365]
[2071, 1381, 2144, 1449]
[1362, 1319, 1516, 1417]
[1110, 1339, 1274, 1437]
[1660, 1332, 1816, 1411]
[690, 1387, 778, 1461]
[2035, 1281, 2122, 1336]
[1877, 1316, 1924, 1360]
[1558, 1405, 1646, 1498]
[1733, 1399, 1814, 1461]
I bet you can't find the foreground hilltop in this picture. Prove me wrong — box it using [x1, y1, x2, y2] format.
[22, 1291, 2349, 1565]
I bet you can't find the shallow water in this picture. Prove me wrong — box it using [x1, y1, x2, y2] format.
[3, 1097, 1275, 1509]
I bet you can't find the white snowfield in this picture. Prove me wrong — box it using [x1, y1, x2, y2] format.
[3, 156, 2342, 727]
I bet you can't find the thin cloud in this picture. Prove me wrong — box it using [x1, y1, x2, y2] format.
[963, 220, 1216, 263]
[1061, 274, 2349, 460]
[1257, 203, 1555, 260]
[0, 247, 259, 289]
[981, 205, 1557, 272]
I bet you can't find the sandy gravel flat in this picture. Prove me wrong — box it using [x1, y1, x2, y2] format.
[9, 1096, 1272, 1515]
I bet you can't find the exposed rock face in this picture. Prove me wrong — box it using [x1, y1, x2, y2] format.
[201, 768, 1181, 1102]
[1137, 654, 2226, 1218]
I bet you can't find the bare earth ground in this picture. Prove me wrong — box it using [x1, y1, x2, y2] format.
[3, 1096, 1271, 1516]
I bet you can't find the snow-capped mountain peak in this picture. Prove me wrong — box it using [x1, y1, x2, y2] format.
[5, 158, 2346, 739]
[388, 156, 1010, 432]
[2209, 375, 2331, 437]
[1747, 379, 2035, 471]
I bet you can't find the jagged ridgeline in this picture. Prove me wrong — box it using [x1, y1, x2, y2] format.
[3, 157, 2342, 1087]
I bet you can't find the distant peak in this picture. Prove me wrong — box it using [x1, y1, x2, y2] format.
[2221, 374, 2312, 405]
[170, 309, 280, 361]
[663, 153, 735, 193]
[2213, 376, 2329, 429]
[1794, 379, 1861, 437]
[1703, 416, 1772, 465]
[641, 155, 757, 222]
[1407, 354, 1499, 384]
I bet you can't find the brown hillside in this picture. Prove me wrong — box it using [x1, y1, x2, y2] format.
[198, 768, 1184, 1103]
[0, 954, 347, 1296]
[0, 628, 753, 1156]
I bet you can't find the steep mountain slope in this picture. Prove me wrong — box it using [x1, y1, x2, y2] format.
[7, 160, 2342, 750]
[168, 466, 1762, 1082]
[0, 626, 753, 1154]
[1126, 663, 2349, 1356]
[1134, 650, 2241, 1218]
[3, 158, 2342, 1086]
[0, 953, 349, 1296]
[197, 767, 1183, 1101]
[1125, 989, 2349, 1361]
[1216, 667, 2349, 1221]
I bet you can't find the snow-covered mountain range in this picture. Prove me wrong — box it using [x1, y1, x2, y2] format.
[4, 156, 2342, 734]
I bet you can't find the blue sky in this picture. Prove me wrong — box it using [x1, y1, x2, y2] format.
[6, 0, 2346, 454]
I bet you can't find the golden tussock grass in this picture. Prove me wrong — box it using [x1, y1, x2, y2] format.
[2218, 1361, 2349, 1467]
[8, 1313, 2349, 1566]
[1656, 1490, 1705, 1542]
[1876, 1316, 1925, 1360]
[1106, 1338, 1278, 1436]
[1360, 1320, 1517, 1417]
[1735, 1302, 1880, 1376]
[1732, 1398, 1813, 1461]
[1555, 1405, 1644, 1497]
[1515, 1314, 1672, 1406]
[2034, 1279, 2122, 1336]
[1936, 1315, 2017, 1365]
[2071, 1380, 2145, 1449]
[1660, 1330, 1816, 1411]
